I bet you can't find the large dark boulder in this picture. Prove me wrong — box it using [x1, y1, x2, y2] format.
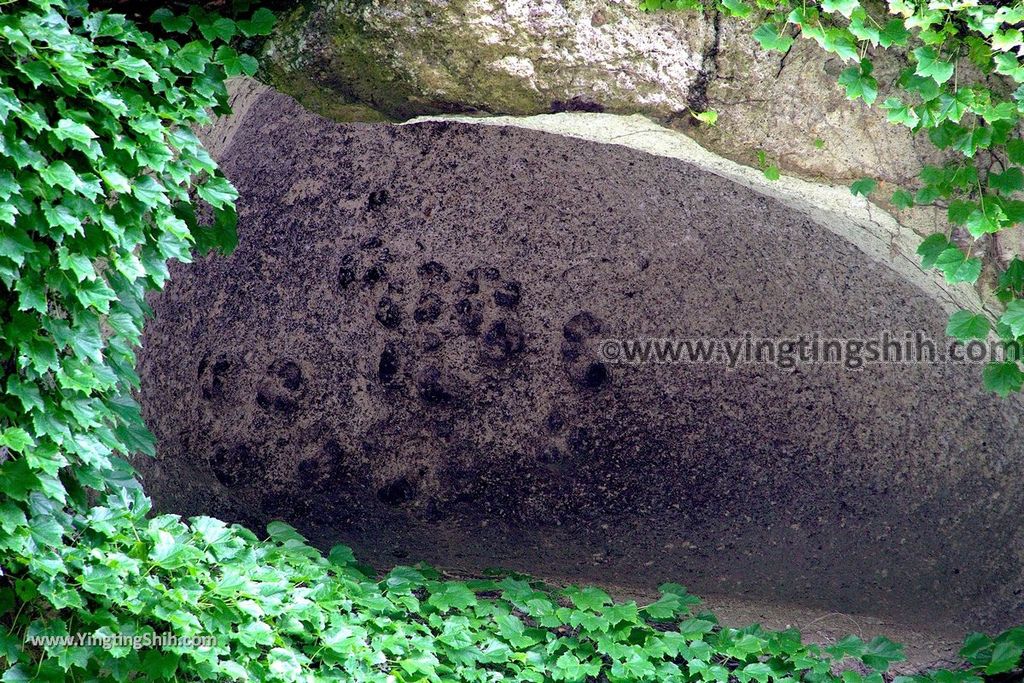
[138, 91, 1024, 631]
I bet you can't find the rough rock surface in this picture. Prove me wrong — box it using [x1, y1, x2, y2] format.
[703, 19, 943, 185]
[262, 1, 1013, 272]
[263, 0, 714, 119]
[140, 90, 1024, 632]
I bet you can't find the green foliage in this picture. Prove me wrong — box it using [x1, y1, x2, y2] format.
[946, 310, 990, 341]
[12, 477, 919, 683]
[850, 177, 876, 197]
[838, 59, 877, 106]
[648, 0, 1024, 395]
[891, 188, 914, 209]
[0, 1, 1020, 681]
[756, 149, 781, 180]
[692, 109, 719, 125]
[753, 23, 794, 52]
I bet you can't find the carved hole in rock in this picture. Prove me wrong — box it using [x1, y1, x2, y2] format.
[137, 92, 1024, 636]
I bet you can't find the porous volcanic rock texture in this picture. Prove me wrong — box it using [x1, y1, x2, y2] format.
[137, 90, 1024, 631]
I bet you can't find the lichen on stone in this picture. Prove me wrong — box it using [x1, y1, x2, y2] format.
[262, 0, 714, 120]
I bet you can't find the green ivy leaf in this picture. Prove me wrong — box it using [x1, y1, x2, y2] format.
[882, 97, 920, 128]
[849, 12, 880, 45]
[913, 46, 955, 84]
[0, 502, 27, 534]
[995, 52, 1024, 82]
[1, 665, 31, 683]
[150, 8, 193, 33]
[984, 361, 1024, 396]
[0, 428, 35, 453]
[7, 378, 44, 413]
[953, 126, 993, 158]
[693, 110, 718, 126]
[74, 278, 116, 312]
[149, 529, 188, 568]
[111, 54, 159, 82]
[0, 228, 36, 266]
[327, 544, 356, 566]
[15, 274, 47, 313]
[198, 17, 236, 43]
[891, 189, 914, 209]
[959, 632, 993, 666]
[934, 246, 982, 284]
[947, 310, 990, 340]
[1006, 139, 1024, 166]
[917, 234, 951, 268]
[132, 176, 169, 207]
[237, 7, 276, 37]
[266, 520, 307, 543]
[822, 28, 858, 61]
[953, 257, 983, 284]
[427, 583, 478, 612]
[838, 60, 878, 105]
[850, 177, 876, 196]
[966, 204, 1008, 237]
[40, 161, 81, 193]
[29, 515, 63, 549]
[173, 41, 213, 74]
[937, 89, 973, 123]
[740, 662, 773, 683]
[752, 24, 793, 52]
[214, 46, 256, 78]
[990, 168, 1024, 196]
[999, 300, 1024, 338]
[992, 29, 1023, 53]
[567, 585, 612, 611]
[878, 19, 910, 47]
[197, 176, 239, 208]
[821, 0, 859, 18]
[986, 641, 1024, 674]
[946, 200, 973, 225]
[53, 119, 97, 148]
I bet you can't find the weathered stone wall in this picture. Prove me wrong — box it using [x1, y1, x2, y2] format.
[263, 0, 714, 119]
[261, 2, 939, 191]
[141, 88, 1024, 633]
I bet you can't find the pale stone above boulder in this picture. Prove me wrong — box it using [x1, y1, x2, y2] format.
[261, 1, 940, 190]
[263, 0, 714, 119]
